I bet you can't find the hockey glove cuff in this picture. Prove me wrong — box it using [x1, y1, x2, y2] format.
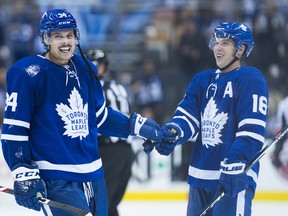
[12, 164, 46, 211]
[219, 159, 249, 197]
[129, 112, 163, 142]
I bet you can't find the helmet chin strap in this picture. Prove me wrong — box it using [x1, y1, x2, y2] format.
[76, 43, 99, 81]
[217, 56, 239, 71]
[217, 49, 240, 71]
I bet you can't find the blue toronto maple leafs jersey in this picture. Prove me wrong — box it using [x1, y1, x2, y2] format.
[1, 54, 131, 182]
[172, 66, 268, 189]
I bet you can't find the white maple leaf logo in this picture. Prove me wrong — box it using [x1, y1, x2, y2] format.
[201, 98, 228, 148]
[56, 87, 89, 140]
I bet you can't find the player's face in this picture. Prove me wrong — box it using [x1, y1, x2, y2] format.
[97, 64, 106, 79]
[46, 30, 76, 65]
[213, 38, 240, 72]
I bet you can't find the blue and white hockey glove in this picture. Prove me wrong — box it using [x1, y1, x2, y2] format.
[155, 123, 184, 156]
[161, 123, 185, 145]
[219, 159, 249, 197]
[130, 112, 163, 142]
[155, 141, 176, 156]
[12, 164, 46, 211]
[142, 123, 180, 155]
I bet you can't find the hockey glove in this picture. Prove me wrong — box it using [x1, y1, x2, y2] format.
[142, 140, 157, 155]
[129, 112, 163, 142]
[155, 141, 176, 156]
[155, 123, 184, 156]
[162, 123, 186, 144]
[12, 164, 46, 211]
[142, 123, 180, 155]
[219, 159, 249, 197]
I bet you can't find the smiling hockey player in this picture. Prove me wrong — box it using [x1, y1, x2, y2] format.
[152, 22, 268, 216]
[0, 9, 167, 216]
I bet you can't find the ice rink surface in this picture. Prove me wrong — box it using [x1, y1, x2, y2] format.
[0, 195, 287, 216]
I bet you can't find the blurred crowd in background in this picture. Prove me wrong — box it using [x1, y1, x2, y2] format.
[0, 0, 288, 138]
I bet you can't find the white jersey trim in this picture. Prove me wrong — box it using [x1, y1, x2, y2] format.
[238, 118, 266, 128]
[3, 118, 30, 128]
[236, 190, 245, 215]
[236, 131, 265, 143]
[96, 102, 106, 117]
[188, 165, 258, 182]
[188, 166, 220, 180]
[1, 134, 29, 141]
[176, 107, 200, 127]
[247, 169, 258, 183]
[35, 158, 102, 174]
[173, 115, 195, 139]
[97, 107, 108, 128]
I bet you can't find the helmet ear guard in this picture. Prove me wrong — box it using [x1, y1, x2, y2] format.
[42, 33, 49, 46]
[75, 29, 80, 45]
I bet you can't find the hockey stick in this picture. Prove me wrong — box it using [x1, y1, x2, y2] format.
[199, 126, 288, 216]
[0, 185, 92, 216]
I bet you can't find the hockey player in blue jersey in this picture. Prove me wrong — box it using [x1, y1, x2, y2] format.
[0, 9, 168, 216]
[148, 22, 269, 215]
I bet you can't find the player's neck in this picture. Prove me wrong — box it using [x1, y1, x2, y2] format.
[220, 60, 241, 73]
[44, 52, 69, 66]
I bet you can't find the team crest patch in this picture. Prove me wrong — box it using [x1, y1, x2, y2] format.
[201, 98, 228, 148]
[56, 87, 88, 140]
[25, 65, 40, 77]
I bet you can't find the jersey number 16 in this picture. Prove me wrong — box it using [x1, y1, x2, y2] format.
[252, 94, 267, 115]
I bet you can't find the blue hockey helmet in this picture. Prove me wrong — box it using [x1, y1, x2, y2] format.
[39, 9, 78, 35]
[39, 9, 80, 47]
[209, 22, 254, 57]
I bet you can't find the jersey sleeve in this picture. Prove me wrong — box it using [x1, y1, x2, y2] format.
[1, 65, 34, 170]
[227, 68, 268, 162]
[97, 106, 130, 138]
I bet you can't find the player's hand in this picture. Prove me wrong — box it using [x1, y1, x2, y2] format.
[142, 123, 179, 155]
[129, 112, 163, 142]
[161, 122, 185, 145]
[142, 140, 157, 154]
[12, 164, 46, 211]
[142, 139, 176, 156]
[153, 123, 183, 156]
[219, 159, 249, 197]
[155, 141, 176, 156]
